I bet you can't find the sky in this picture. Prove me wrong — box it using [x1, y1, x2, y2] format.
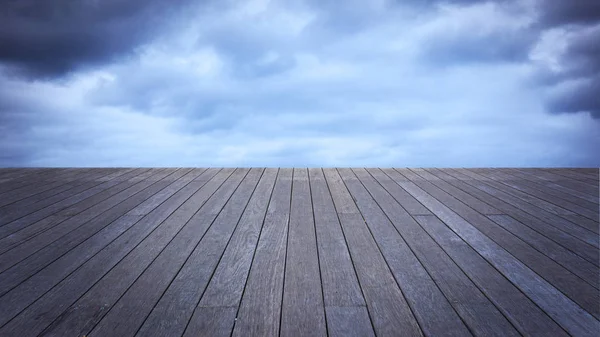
[0, 0, 599, 167]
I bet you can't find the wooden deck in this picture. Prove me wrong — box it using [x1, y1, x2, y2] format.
[0, 168, 597, 337]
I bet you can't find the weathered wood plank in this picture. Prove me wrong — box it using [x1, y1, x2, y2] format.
[483, 168, 598, 222]
[325, 307, 375, 337]
[427, 169, 599, 288]
[538, 169, 599, 195]
[137, 170, 276, 336]
[0, 169, 176, 277]
[0, 169, 231, 336]
[543, 168, 599, 186]
[0, 169, 207, 329]
[280, 168, 327, 337]
[324, 168, 423, 337]
[173, 169, 277, 337]
[232, 168, 292, 337]
[0, 167, 595, 337]
[487, 214, 599, 288]
[404, 170, 599, 319]
[0, 169, 93, 206]
[0, 168, 150, 241]
[308, 168, 366, 308]
[452, 169, 599, 249]
[512, 168, 599, 204]
[182, 307, 237, 337]
[436, 168, 599, 266]
[0, 168, 79, 195]
[368, 169, 521, 336]
[397, 178, 598, 336]
[502, 169, 599, 210]
[0, 169, 136, 226]
[86, 169, 260, 337]
[346, 168, 471, 336]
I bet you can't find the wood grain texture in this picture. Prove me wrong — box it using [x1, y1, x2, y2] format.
[280, 168, 327, 337]
[0, 168, 596, 337]
[232, 168, 292, 337]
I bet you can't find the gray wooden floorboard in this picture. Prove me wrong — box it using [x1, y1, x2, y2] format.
[325, 168, 423, 337]
[0, 169, 206, 330]
[369, 168, 521, 337]
[396, 177, 598, 336]
[347, 168, 471, 337]
[87, 168, 259, 337]
[424, 169, 599, 289]
[0, 168, 596, 337]
[280, 168, 327, 337]
[512, 168, 599, 203]
[0, 169, 231, 336]
[406, 169, 600, 319]
[451, 169, 599, 250]
[232, 168, 292, 337]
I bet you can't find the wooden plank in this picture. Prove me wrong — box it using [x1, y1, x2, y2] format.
[404, 170, 599, 319]
[452, 169, 599, 249]
[544, 168, 599, 186]
[0, 168, 71, 195]
[484, 168, 598, 222]
[308, 168, 366, 309]
[397, 178, 598, 336]
[349, 168, 475, 334]
[568, 169, 599, 180]
[504, 169, 598, 209]
[182, 307, 237, 337]
[0, 168, 51, 182]
[538, 169, 599, 196]
[367, 169, 521, 336]
[231, 168, 292, 337]
[0, 168, 232, 336]
[410, 169, 502, 215]
[0, 169, 207, 328]
[305, 172, 377, 323]
[368, 169, 432, 216]
[0, 168, 151, 241]
[347, 168, 472, 336]
[0, 169, 136, 227]
[86, 169, 261, 337]
[195, 168, 277, 306]
[462, 169, 576, 216]
[171, 169, 277, 337]
[436, 168, 599, 266]
[0, 168, 79, 194]
[0, 169, 181, 302]
[280, 168, 327, 337]
[486, 170, 599, 232]
[488, 215, 599, 288]
[0, 169, 102, 214]
[0, 169, 175, 277]
[426, 169, 599, 288]
[512, 168, 599, 204]
[414, 215, 571, 336]
[325, 307, 375, 337]
[0, 169, 91, 206]
[324, 168, 423, 337]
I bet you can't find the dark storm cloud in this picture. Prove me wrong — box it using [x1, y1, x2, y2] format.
[536, 0, 600, 27]
[0, 0, 192, 78]
[546, 75, 600, 118]
[534, 1, 600, 118]
[542, 25, 600, 118]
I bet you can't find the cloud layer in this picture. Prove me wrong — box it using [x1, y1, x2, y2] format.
[0, 0, 598, 167]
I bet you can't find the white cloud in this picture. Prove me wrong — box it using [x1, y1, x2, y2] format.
[0, 0, 598, 167]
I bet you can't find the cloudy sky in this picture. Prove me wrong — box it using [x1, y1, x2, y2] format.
[0, 0, 598, 167]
